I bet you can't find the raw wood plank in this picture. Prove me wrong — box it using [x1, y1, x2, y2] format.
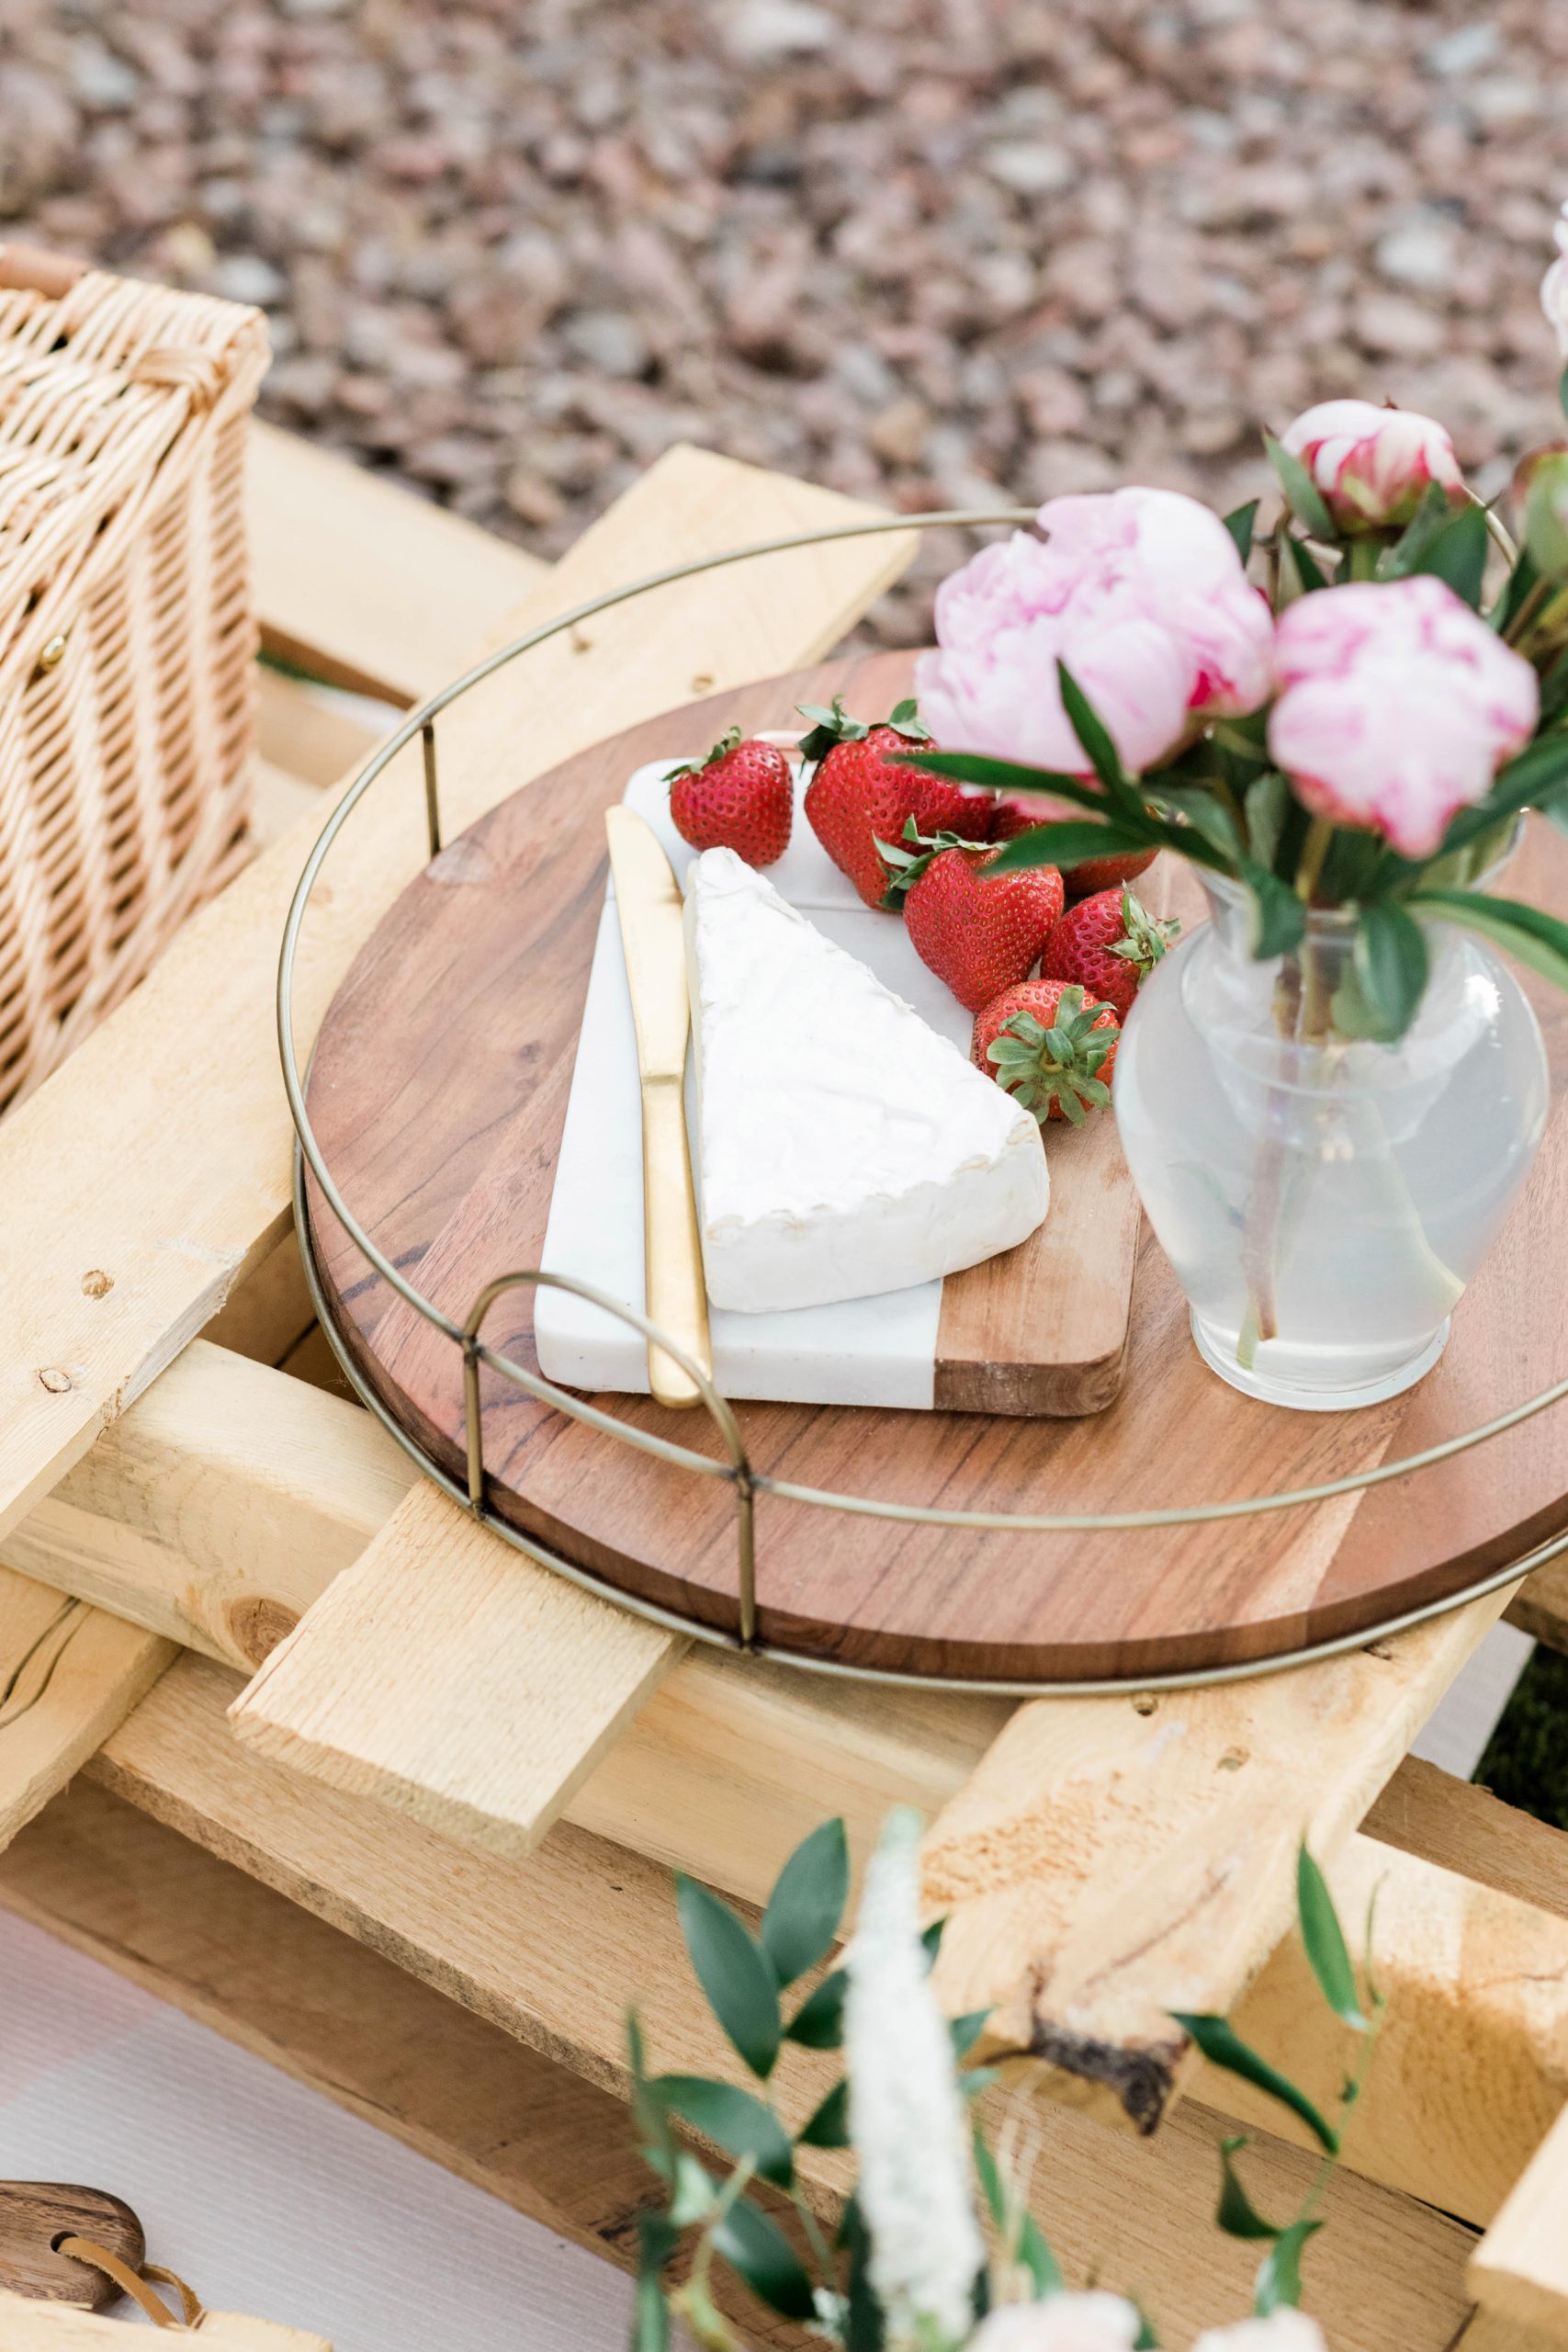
[230, 1482, 685, 1858]
[249, 419, 543, 705]
[1469, 2102, 1568, 2335]
[202, 1238, 317, 1369]
[1361, 1752, 1568, 1917]
[0, 1342, 412, 1670]
[81, 1649, 1568, 2225]
[1450, 2319, 1561, 2352]
[254, 667, 378, 788]
[0, 1791, 1475, 2352]
[0, 2299, 330, 2349]
[0, 1566, 173, 1853]
[0, 447, 914, 1560]
[1507, 1553, 1568, 1653]
[921, 1586, 1517, 2132]
[274, 1324, 357, 1403]
[1223, 1834, 1568, 2225]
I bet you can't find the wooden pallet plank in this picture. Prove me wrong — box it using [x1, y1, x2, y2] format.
[251, 759, 326, 849]
[80, 1649, 1568, 2226]
[254, 667, 378, 789]
[0, 1566, 173, 1853]
[920, 1588, 1517, 2136]
[0, 1785, 1476, 2352]
[1361, 1752, 1568, 1917]
[1450, 2318, 1561, 2352]
[249, 419, 544, 706]
[231, 1483, 684, 1858]
[1219, 1831, 1568, 2224]
[0, 447, 913, 1561]
[202, 1242, 318, 1371]
[0, 2299, 331, 2350]
[1507, 1555, 1568, 1654]
[1469, 2101, 1568, 2336]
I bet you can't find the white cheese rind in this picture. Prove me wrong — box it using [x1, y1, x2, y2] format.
[683, 848, 1049, 1314]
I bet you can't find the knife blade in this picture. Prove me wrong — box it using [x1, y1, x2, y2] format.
[604, 807, 713, 1408]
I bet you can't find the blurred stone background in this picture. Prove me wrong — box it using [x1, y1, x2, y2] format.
[3, 0, 1566, 640]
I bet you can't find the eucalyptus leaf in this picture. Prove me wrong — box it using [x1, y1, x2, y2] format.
[1408, 888, 1568, 990]
[711, 2197, 818, 2322]
[1224, 497, 1260, 562]
[1264, 431, 1337, 540]
[675, 1874, 782, 2079]
[842, 2197, 886, 2352]
[628, 2012, 677, 2182]
[921, 1917, 946, 1969]
[1255, 2219, 1325, 2314]
[950, 2008, 991, 2061]
[973, 2126, 1064, 2296]
[1295, 1844, 1369, 2029]
[635, 2212, 680, 2352]
[785, 1966, 846, 2049]
[761, 1817, 849, 1987]
[1215, 2134, 1282, 2242]
[1171, 2013, 1339, 2153]
[649, 2074, 795, 2187]
[796, 2078, 850, 2148]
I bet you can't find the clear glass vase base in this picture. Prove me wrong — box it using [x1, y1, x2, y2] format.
[1189, 1312, 1451, 1413]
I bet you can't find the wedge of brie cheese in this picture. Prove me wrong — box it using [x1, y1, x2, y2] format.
[682, 848, 1049, 1313]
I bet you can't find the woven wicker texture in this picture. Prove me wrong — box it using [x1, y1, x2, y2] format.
[0, 246, 267, 1106]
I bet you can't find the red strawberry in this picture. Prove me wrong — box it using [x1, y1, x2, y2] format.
[798, 696, 989, 909]
[669, 728, 793, 865]
[988, 788, 1157, 899]
[898, 842, 1064, 1013]
[971, 978, 1120, 1126]
[1042, 886, 1180, 1019]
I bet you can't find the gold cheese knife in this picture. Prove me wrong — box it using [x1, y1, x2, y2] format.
[604, 807, 713, 1408]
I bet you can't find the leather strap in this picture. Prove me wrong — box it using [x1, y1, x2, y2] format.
[55, 2236, 205, 2329]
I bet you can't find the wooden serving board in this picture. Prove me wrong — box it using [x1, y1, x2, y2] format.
[304, 653, 1568, 1683]
[531, 741, 1149, 1414]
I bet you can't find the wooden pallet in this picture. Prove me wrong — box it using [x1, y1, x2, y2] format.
[3, 419, 1568, 2345]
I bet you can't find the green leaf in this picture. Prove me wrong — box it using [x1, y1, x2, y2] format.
[1380, 480, 1464, 582]
[1296, 1844, 1369, 2029]
[1154, 786, 1241, 861]
[1264, 431, 1337, 540]
[949, 2008, 990, 2061]
[711, 2196, 818, 2323]
[1237, 862, 1307, 960]
[1245, 771, 1290, 869]
[796, 2078, 850, 2148]
[1215, 2134, 1283, 2241]
[675, 1874, 782, 2080]
[1559, 361, 1568, 424]
[628, 2012, 678, 2183]
[1400, 501, 1489, 608]
[841, 2197, 886, 2352]
[921, 1917, 945, 1969]
[633, 2211, 680, 2352]
[1055, 659, 1126, 795]
[987, 820, 1150, 875]
[901, 749, 1114, 812]
[784, 1966, 845, 2049]
[1171, 2014, 1339, 2154]
[1224, 497, 1260, 562]
[1277, 530, 1330, 600]
[761, 1817, 849, 1988]
[1489, 546, 1540, 636]
[1337, 901, 1429, 1044]
[1255, 2218, 1325, 2314]
[972, 2126, 1063, 2296]
[1407, 888, 1568, 991]
[649, 2074, 795, 2188]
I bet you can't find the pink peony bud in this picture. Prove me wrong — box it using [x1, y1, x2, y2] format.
[1268, 576, 1538, 859]
[1280, 399, 1463, 533]
[916, 487, 1273, 780]
[1541, 198, 1568, 358]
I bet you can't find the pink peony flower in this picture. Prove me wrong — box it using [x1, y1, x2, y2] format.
[969, 2293, 1144, 2352]
[1268, 576, 1538, 858]
[1541, 198, 1568, 357]
[916, 487, 1274, 779]
[1280, 399, 1463, 532]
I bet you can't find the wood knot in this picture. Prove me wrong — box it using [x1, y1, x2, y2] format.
[1131, 1692, 1158, 1717]
[1216, 1747, 1249, 1771]
[37, 1366, 73, 1393]
[690, 673, 716, 692]
[81, 1269, 113, 1298]
[226, 1597, 300, 1666]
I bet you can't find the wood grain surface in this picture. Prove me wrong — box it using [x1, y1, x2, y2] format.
[303, 657, 1568, 1682]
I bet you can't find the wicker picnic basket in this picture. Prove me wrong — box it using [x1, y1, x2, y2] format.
[0, 243, 268, 1108]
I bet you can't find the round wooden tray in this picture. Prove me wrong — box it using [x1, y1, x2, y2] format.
[301, 650, 1568, 1685]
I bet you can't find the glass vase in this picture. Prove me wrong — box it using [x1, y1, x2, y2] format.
[1114, 874, 1550, 1411]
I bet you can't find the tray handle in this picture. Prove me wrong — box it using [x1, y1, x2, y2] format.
[0, 243, 88, 299]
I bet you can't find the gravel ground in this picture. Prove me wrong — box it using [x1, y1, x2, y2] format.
[4, 0, 1568, 641]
